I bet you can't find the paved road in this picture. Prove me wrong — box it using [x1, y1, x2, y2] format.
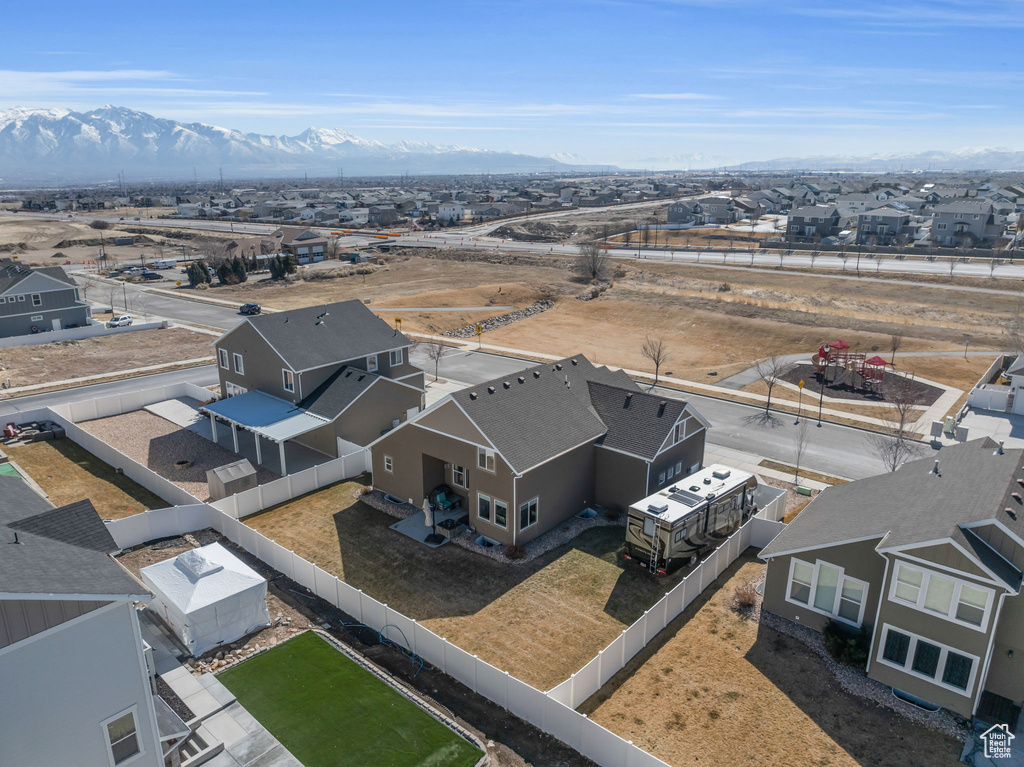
[77, 274, 245, 330]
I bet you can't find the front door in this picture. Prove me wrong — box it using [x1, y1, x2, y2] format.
[51, 319, 61, 331]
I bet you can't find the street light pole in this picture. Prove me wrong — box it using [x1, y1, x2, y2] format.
[964, 335, 971, 359]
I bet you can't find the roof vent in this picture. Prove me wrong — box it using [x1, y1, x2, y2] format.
[555, 363, 563, 371]
[1006, 507, 1018, 520]
[503, 381, 511, 389]
[930, 460, 941, 476]
[488, 386, 495, 394]
[706, 492, 717, 501]
[469, 391, 478, 400]
[703, 477, 712, 485]
[624, 393, 633, 405]
[712, 468, 731, 480]
[533, 370, 541, 378]
[571, 358, 578, 365]
[997, 441, 1005, 455]
[1014, 492, 1023, 504]
[647, 501, 669, 514]
[518, 376, 525, 384]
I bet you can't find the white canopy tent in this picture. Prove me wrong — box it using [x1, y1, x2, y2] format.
[140, 542, 271, 657]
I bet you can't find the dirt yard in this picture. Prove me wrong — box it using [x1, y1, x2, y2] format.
[243, 479, 690, 691]
[581, 556, 962, 767]
[79, 410, 280, 501]
[0, 215, 184, 267]
[3, 439, 167, 518]
[0, 327, 215, 392]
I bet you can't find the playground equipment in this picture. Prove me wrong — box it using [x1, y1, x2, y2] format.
[812, 340, 889, 388]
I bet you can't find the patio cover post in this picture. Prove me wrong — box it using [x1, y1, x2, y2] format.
[254, 433, 262, 465]
[279, 441, 287, 475]
[210, 413, 218, 443]
[231, 422, 239, 453]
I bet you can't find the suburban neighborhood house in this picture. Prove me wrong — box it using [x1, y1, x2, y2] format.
[0, 258, 91, 337]
[202, 300, 425, 470]
[759, 439, 1024, 719]
[0, 475, 183, 767]
[370, 355, 709, 546]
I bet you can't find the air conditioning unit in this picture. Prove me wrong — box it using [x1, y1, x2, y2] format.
[712, 468, 732, 480]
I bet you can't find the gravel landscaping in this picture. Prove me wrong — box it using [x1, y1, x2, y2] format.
[80, 410, 279, 500]
[443, 300, 554, 338]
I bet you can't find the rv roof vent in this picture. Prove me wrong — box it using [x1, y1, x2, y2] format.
[647, 501, 670, 514]
[712, 468, 731, 480]
[705, 492, 717, 501]
[689, 485, 700, 492]
[668, 486, 678, 493]
[703, 477, 712, 485]
[469, 391, 478, 400]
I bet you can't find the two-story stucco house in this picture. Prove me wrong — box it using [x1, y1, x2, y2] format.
[0, 475, 188, 767]
[0, 259, 91, 337]
[760, 439, 1024, 719]
[202, 300, 425, 470]
[370, 355, 709, 547]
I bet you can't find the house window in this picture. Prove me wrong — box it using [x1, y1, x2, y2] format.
[452, 464, 467, 488]
[493, 499, 508, 528]
[675, 461, 683, 475]
[876, 624, 978, 694]
[367, 354, 378, 372]
[31, 293, 41, 306]
[786, 558, 868, 626]
[477, 447, 495, 472]
[889, 562, 993, 630]
[658, 471, 666, 485]
[389, 349, 403, 366]
[282, 369, 295, 392]
[232, 353, 244, 375]
[666, 465, 675, 480]
[0, 297, 5, 303]
[17, 294, 25, 301]
[478, 493, 491, 521]
[218, 349, 229, 369]
[674, 422, 684, 443]
[937, 223, 947, 230]
[383, 455, 392, 472]
[31, 315, 42, 321]
[103, 708, 142, 765]
[519, 498, 539, 530]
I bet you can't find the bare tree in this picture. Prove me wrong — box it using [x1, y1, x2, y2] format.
[883, 375, 917, 436]
[888, 332, 904, 365]
[325, 235, 344, 260]
[868, 423, 918, 473]
[575, 241, 610, 283]
[755, 356, 789, 415]
[809, 250, 822, 268]
[424, 339, 451, 382]
[792, 419, 810, 485]
[640, 336, 670, 386]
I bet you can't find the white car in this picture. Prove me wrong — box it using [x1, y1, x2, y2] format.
[106, 315, 133, 328]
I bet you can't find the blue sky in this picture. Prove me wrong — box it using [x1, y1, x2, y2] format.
[2, 0, 1023, 166]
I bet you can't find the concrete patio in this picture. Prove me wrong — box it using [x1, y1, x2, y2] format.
[390, 505, 467, 548]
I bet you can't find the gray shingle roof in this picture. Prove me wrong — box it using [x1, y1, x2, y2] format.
[449, 356, 654, 473]
[0, 476, 144, 598]
[246, 300, 410, 372]
[588, 382, 687, 460]
[0, 259, 76, 293]
[299, 365, 380, 420]
[760, 439, 1024, 576]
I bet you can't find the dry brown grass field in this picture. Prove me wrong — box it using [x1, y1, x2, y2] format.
[580, 557, 962, 767]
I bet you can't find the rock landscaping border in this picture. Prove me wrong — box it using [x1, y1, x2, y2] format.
[443, 300, 554, 338]
[361, 489, 625, 564]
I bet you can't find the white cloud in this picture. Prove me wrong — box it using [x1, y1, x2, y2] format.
[629, 92, 726, 100]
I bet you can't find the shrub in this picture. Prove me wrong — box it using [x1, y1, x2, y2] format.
[717, 282, 731, 292]
[357, 485, 372, 496]
[505, 543, 526, 560]
[734, 581, 759, 612]
[823, 619, 870, 668]
[89, 219, 111, 230]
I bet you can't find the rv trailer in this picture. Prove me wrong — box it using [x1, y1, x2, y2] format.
[624, 464, 757, 574]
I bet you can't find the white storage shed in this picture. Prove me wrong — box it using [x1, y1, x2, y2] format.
[140, 542, 270, 656]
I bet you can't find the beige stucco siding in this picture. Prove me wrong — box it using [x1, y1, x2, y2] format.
[761, 537, 886, 633]
[594, 447, 648, 514]
[215, 321, 295, 401]
[516, 442, 596, 545]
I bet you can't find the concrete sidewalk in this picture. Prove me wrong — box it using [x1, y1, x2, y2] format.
[705, 444, 835, 491]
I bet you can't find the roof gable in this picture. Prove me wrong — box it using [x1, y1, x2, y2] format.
[588, 382, 687, 460]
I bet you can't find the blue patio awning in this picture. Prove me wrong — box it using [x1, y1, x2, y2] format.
[201, 390, 329, 442]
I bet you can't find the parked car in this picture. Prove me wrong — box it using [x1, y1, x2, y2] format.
[142, 272, 161, 281]
[239, 303, 262, 315]
[122, 266, 146, 275]
[106, 315, 133, 328]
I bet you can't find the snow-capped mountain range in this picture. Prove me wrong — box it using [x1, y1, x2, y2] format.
[0, 105, 586, 181]
[730, 147, 1024, 172]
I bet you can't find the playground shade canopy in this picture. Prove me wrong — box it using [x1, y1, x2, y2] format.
[140, 542, 271, 656]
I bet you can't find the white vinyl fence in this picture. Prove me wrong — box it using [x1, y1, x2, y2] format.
[0, 320, 169, 349]
[105, 503, 676, 767]
[754, 484, 788, 523]
[547, 516, 786, 709]
[210, 448, 371, 519]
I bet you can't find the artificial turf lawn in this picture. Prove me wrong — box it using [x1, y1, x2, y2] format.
[217, 631, 482, 767]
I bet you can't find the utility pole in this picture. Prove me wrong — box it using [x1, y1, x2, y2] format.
[219, 167, 224, 193]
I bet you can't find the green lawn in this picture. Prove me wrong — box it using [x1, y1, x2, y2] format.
[217, 631, 482, 767]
